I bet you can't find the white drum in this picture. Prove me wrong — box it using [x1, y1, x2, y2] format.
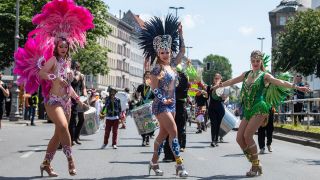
[219, 107, 239, 137]
[80, 107, 98, 135]
[131, 102, 159, 135]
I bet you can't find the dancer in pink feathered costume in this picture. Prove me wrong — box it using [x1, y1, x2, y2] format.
[14, 0, 94, 177]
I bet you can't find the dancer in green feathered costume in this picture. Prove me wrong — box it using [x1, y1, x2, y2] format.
[213, 50, 310, 177]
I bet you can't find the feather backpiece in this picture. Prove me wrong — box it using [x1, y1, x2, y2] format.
[14, 37, 53, 95]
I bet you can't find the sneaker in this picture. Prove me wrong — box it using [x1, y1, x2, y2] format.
[180, 148, 185, 152]
[219, 137, 224, 143]
[267, 145, 273, 152]
[259, 148, 265, 154]
[113, 145, 118, 149]
[210, 142, 216, 147]
[195, 129, 202, 134]
[101, 144, 107, 149]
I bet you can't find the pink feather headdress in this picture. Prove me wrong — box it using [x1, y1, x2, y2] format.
[28, 0, 94, 49]
[14, 37, 53, 95]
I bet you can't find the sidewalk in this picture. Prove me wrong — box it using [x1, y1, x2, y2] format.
[233, 120, 320, 149]
[1, 117, 47, 127]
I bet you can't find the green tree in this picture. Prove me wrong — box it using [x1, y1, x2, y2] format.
[73, 0, 111, 75]
[0, 0, 48, 70]
[273, 9, 320, 77]
[202, 54, 232, 85]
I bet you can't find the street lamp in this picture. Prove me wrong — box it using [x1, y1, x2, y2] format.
[257, 37, 265, 53]
[169, 6, 184, 17]
[9, 0, 20, 121]
[185, 46, 193, 58]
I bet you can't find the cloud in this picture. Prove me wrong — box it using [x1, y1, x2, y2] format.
[238, 26, 255, 36]
[182, 14, 204, 29]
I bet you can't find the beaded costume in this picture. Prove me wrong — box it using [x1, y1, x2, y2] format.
[240, 70, 291, 122]
[151, 64, 177, 115]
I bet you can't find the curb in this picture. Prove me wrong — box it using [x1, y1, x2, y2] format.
[232, 128, 320, 149]
[272, 133, 320, 149]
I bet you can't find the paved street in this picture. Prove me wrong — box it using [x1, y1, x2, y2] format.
[0, 117, 319, 180]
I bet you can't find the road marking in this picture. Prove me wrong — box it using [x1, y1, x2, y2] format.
[20, 147, 40, 158]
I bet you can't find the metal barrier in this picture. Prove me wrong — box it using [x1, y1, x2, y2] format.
[277, 98, 320, 130]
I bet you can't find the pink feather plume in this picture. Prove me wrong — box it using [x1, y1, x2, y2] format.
[13, 37, 53, 95]
[28, 0, 94, 49]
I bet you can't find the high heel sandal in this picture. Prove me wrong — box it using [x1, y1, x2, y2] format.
[148, 161, 164, 176]
[40, 161, 58, 177]
[175, 164, 188, 178]
[68, 158, 77, 176]
[246, 159, 263, 177]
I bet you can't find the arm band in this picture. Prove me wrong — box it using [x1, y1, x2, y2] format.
[153, 88, 166, 103]
[48, 74, 57, 81]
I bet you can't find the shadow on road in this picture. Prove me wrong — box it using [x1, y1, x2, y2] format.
[222, 153, 244, 158]
[292, 158, 320, 165]
[0, 176, 43, 180]
[109, 161, 149, 165]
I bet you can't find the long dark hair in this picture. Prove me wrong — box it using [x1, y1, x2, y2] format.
[53, 37, 70, 59]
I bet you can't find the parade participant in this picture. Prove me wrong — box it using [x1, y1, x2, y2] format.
[69, 61, 87, 145]
[139, 14, 188, 177]
[163, 63, 189, 161]
[119, 88, 131, 129]
[0, 72, 9, 129]
[136, 71, 155, 146]
[194, 82, 208, 134]
[13, 0, 94, 177]
[207, 73, 227, 147]
[258, 107, 275, 154]
[100, 87, 122, 149]
[215, 50, 310, 177]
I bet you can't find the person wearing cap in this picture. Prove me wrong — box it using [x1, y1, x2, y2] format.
[100, 87, 122, 149]
[0, 71, 9, 129]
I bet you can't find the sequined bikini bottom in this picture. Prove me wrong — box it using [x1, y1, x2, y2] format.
[45, 94, 71, 116]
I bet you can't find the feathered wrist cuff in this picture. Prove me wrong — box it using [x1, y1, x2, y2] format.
[48, 74, 57, 81]
[153, 88, 166, 103]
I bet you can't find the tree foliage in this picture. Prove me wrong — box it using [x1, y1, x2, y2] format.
[202, 54, 232, 85]
[273, 9, 320, 77]
[0, 0, 111, 76]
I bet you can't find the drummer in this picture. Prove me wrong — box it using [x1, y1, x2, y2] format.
[100, 87, 122, 149]
[136, 71, 155, 146]
[207, 73, 228, 147]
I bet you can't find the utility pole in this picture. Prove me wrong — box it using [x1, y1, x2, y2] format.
[185, 46, 193, 58]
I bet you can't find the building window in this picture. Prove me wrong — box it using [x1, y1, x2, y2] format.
[279, 16, 287, 26]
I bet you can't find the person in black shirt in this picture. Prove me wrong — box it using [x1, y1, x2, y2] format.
[293, 74, 305, 125]
[207, 73, 227, 147]
[69, 61, 87, 145]
[5, 82, 13, 117]
[258, 107, 275, 154]
[0, 72, 10, 129]
[136, 71, 155, 146]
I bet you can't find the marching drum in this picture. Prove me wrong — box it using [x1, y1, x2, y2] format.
[219, 107, 239, 137]
[80, 107, 99, 135]
[131, 102, 159, 135]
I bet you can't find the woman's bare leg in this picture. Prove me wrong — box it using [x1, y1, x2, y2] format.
[237, 119, 248, 149]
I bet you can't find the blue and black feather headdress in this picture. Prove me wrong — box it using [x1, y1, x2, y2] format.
[139, 14, 179, 64]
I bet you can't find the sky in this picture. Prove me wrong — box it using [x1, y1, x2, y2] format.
[103, 0, 281, 78]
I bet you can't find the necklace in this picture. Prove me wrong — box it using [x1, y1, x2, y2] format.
[143, 84, 150, 97]
[250, 70, 261, 79]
